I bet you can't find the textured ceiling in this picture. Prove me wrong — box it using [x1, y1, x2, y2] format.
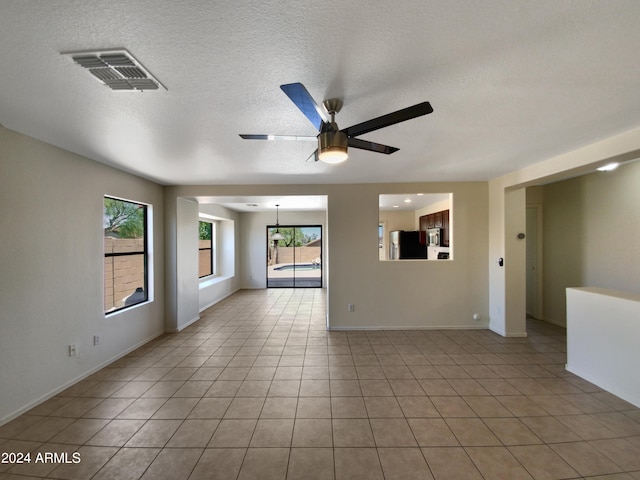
[2, 1, 640, 186]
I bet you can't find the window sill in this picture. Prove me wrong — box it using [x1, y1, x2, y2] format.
[105, 299, 151, 317]
[199, 275, 232, 289]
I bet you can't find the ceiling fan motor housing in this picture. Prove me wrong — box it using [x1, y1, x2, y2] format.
[323, 98, 343, 115]
[318, 129, 348, 163]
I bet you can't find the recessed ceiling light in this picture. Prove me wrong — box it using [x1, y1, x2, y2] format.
[63, 49, 166, 92]
[393, 205, 400, 208]
[404, 199, 412, 203]
[597, 162, 619, 172]
[416, 193, 424, 196]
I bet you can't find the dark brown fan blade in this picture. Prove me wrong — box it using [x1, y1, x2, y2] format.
[280, 83, 328, 131]
[348, 138, 399, 154]
[342, 101, 433, 138]
[239, 134, 316, 141]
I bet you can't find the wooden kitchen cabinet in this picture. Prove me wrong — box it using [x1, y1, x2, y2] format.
[423, 214, 434, 229]
[419, 215, 429, 233]
[442, 209, 449, 247]
[434, 211, 443, 228]
[419, 209, 450, 247]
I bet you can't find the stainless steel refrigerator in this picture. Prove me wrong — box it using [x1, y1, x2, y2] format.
[389, 230, 427, 259]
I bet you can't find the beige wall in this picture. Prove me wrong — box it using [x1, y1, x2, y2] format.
[330, 183, 488, 329]
[379, 210, 416, 232]
[540, 160, 640, 325]
[6, 117, 639, 424]
[167, 182, 489, 330]
[0, 126, 165, 423]
[489, 125, 640, 336]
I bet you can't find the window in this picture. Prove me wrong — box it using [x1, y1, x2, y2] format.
[104, 196, 149, 313]
[199, 220, 215, 278]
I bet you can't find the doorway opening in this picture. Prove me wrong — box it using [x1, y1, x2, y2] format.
[267, 225, 322, 288]
[526, 205, 543, 319]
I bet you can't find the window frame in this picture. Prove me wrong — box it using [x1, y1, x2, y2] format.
[198, 219, 216, 279]
[104, 195, 150, 315]
[266, 224, 323, 288]
[378, 222, 387, 260]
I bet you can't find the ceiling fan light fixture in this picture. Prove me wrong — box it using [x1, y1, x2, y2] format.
[240, 83, 433, 165]
[318, 130, 348, 164]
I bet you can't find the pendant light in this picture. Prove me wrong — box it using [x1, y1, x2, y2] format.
[271, 204, 285, 241]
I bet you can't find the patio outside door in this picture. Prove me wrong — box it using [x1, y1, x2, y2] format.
[267, 225, 322, 288]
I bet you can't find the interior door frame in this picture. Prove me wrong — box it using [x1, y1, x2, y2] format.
[526, 205, 544, 319]
[266, 224, 323, 288]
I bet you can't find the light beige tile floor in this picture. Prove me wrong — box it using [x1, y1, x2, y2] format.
[1, 288, 640, 479]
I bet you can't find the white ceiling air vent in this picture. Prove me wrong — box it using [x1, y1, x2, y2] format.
[64, 49, 166, 91]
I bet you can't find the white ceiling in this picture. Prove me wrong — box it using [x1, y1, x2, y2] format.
[199, 195, 327, 212]
[196, 193, 448, 212]
[2, 1, 640, 187]
[379, 193, 450, 212]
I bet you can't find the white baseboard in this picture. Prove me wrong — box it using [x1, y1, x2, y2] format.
[328, 324, 490, 331]
[489, 324, 528, 338]
[174, 315, 201, 332]
[198, 287, 240, 313]
[0, 329, 165, 426]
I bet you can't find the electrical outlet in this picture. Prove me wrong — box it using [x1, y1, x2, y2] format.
[93, 335, 101, 346]
[348, 304, 355, 312]
[68, 344, 78, 357]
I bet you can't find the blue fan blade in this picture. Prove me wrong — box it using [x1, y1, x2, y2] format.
[280, 83, 327, 131]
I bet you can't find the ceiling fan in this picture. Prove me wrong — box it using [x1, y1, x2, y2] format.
[240, 83, 433, 164]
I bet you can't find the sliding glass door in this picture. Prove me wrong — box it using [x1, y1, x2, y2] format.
[267, 225, 322, 288]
